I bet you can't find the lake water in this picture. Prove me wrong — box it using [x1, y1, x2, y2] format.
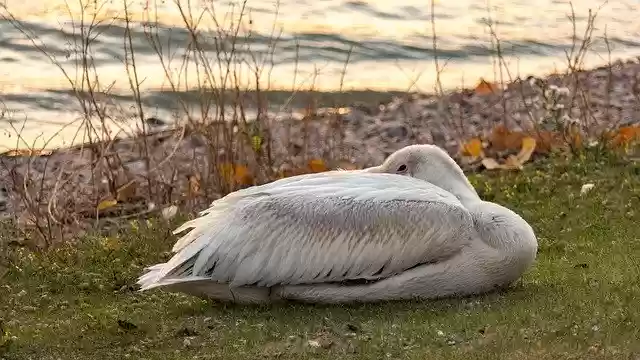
[1, 0, 639, 150]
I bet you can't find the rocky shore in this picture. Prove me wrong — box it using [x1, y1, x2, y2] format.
[1, 58, 639, 237]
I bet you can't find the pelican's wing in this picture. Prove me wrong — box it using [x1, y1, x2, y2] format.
[137, 172, 476, 289]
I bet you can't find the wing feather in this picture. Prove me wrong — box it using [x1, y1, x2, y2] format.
[138, 172, 476, 290]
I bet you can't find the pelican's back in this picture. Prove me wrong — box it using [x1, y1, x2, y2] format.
[137, 171, 476, 300]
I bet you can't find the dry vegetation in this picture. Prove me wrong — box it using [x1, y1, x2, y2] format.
[0, 0, 638, 250]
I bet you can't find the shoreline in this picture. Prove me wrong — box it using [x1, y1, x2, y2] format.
[2, 53, 638, 155]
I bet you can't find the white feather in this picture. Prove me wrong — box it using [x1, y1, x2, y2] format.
[138, 172, 468, 288]
[137, 144, 539, 304]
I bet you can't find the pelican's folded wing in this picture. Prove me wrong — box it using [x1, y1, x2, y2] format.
[137, 172, 476, 289]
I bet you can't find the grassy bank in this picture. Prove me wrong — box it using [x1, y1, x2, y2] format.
[1, 150, 639, 360]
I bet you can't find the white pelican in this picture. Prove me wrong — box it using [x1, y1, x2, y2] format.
[136, 144, 538, 304]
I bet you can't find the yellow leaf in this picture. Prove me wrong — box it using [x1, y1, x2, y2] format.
[516, 137, 537, 164]
[308, 159, 328, 173]
[97, 199, 117, 211]
[462, 138, 484, 158]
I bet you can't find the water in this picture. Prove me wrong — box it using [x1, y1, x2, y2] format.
[1, 0, 639, 151]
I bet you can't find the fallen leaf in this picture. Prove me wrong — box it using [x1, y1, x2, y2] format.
[161, 205, 178, 220]
[481, 155, 524, 171]
[474, 78, 497, 96]
[97, 199, 117, 211]
[116, 181, 137, 202]
[581, 183, 595, 195]
[564, 122, 583, 149]
[503, 155, 524, 170]
[490, 125, 526, 152]
[462, 138, 484, 158]
[218, 163, 254, 187]
[481, 158, 503, 170]
[532, 130, 563, 154]
[187, 174, 201, 197]
[233, 165, 253, 186]
[308, 159, 328, 173]
[1, 148, 53, 157]
[610, 126, 640, 148]
[516, 137, 537, 163]
[277, 164, 305, 179]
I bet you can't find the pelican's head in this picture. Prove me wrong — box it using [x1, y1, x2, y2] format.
[365, 144, 479, 203]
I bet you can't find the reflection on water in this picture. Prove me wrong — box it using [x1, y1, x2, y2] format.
[0, 0, 639, 150]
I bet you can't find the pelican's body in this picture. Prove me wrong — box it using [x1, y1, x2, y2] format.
[137, 145, 538, 303]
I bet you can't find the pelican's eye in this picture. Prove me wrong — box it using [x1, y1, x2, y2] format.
[396, 164, 407, 173]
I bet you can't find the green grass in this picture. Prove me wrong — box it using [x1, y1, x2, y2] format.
[1, 151, 639, 360]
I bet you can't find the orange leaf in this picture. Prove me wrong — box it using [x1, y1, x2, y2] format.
[611, 126, 640, 147]
[531, 130, 564, 154]
[233, 165, 254, 186]
[218, 163, 254, 187]
[462, 138, 484, 158]
[490, 125, 525, 152]
[474, 78, 497, 96]
[308, 159, 328, 173]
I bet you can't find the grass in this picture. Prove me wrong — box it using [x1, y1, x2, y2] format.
[1, 150, 639, 360]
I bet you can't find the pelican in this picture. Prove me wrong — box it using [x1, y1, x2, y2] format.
[136, 144, 538, 304]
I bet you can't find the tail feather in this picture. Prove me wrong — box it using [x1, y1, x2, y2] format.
[136, 268, 277, 304]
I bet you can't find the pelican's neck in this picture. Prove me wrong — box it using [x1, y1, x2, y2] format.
[428, 162, 481, 207]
